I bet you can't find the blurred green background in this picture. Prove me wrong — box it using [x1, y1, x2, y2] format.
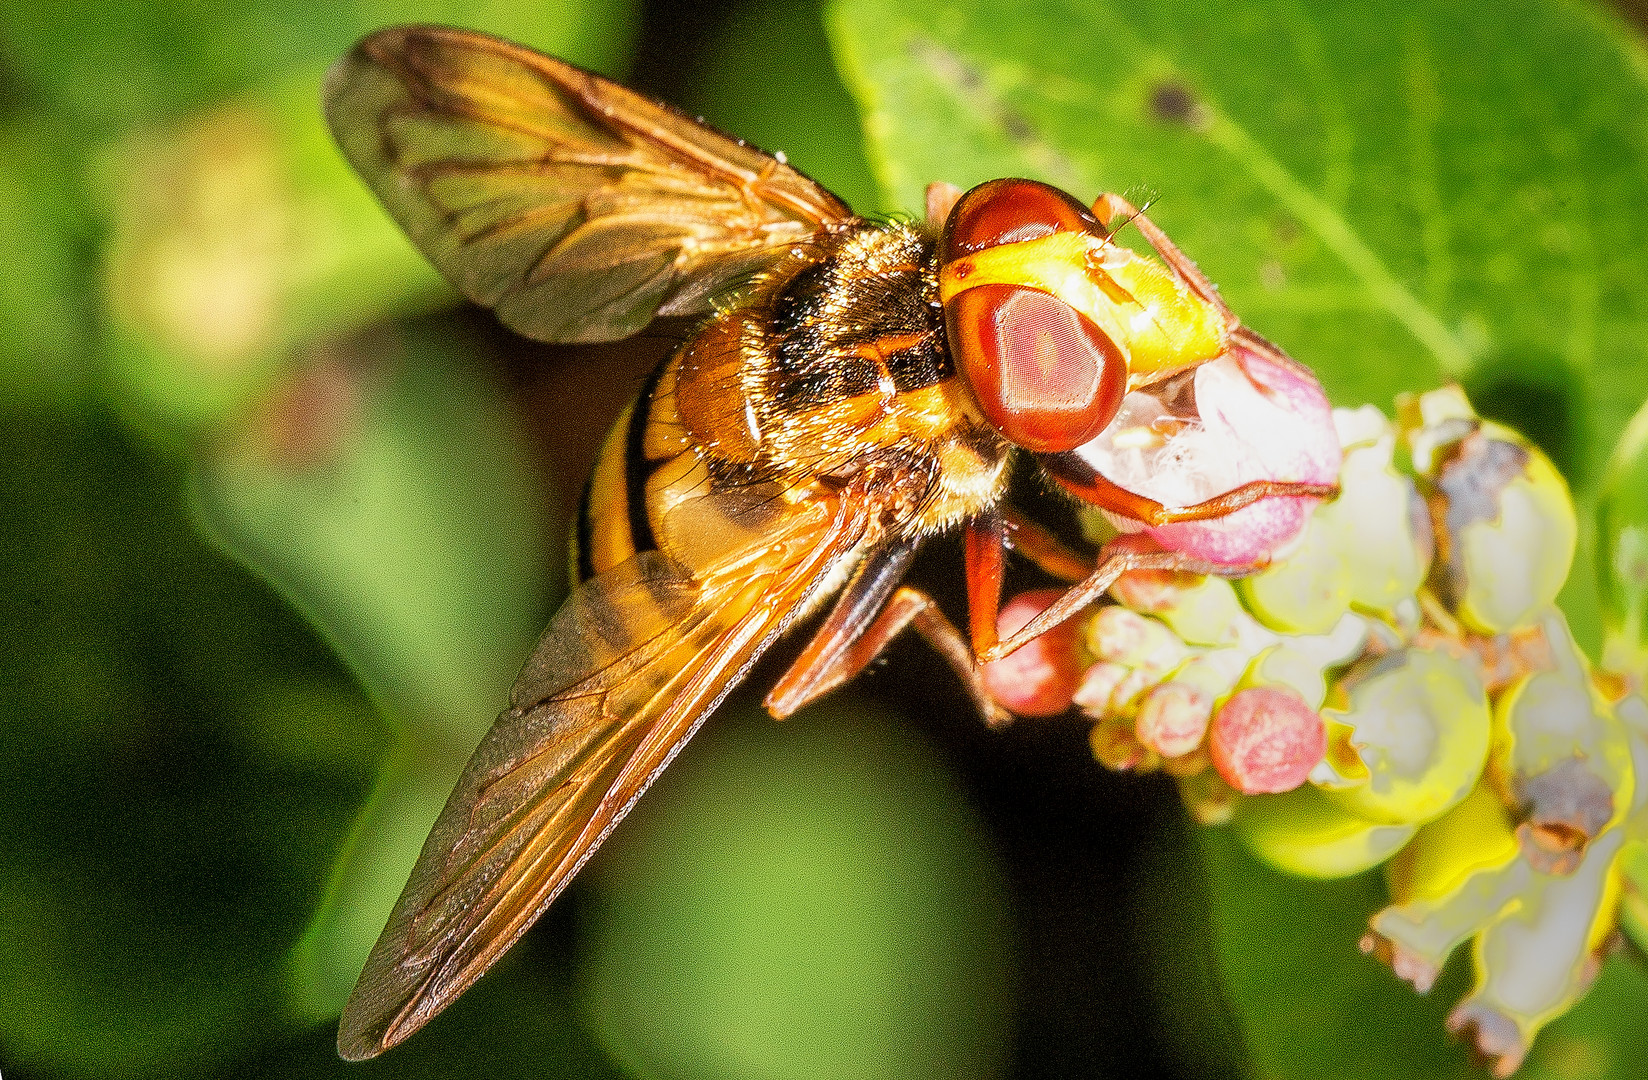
[8, 0, 1648, 1077]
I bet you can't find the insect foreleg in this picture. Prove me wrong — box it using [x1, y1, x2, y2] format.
[965, 505, 1096, 660]
[1040, 451, 1339, 526]
[1090, 192, 1235, 328]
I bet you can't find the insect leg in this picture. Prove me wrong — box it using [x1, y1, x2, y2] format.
[978, 544, 1229, 664]
[773, 588, 1010, 727]
[1091, 192, 1236, 327]
[968, 507, 1098, 658]
[766, 540, 1009, 726]
[964, 510, 1006, 658]
[765, 540, 918, 718]
[1001, 508, 1091, 582]
[1039, 451, 1339, 526]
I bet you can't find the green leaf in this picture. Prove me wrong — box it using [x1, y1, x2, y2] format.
[1, 0, 640, 139]
[282, 748, 461, 1024]
[95, 75, 452, 441]
[0, 118, 98, 409]
[1197, 829, 1477, 1079]
[678, 0, 882, 215]
[0, 412, 382, 1077]
[192, 319, 555, 739]
[1597, 392, 1648, 684]
[584, 697, 1014, 1080]
[829, 0, 1648, 1074]
[1517, 956, 1648, 1080]
[189, 315, 560, 1019]
[243, 931, 628, 1079]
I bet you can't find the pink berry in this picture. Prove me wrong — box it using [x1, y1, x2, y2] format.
[1135, 682, 1213, 758]
[981, 588, 1082, 717]
[1209, 687, 1326, 794]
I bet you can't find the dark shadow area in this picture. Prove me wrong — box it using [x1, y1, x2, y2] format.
[1462, 345, 1582, 482]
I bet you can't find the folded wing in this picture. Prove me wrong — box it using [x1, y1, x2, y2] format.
[323, 25, 855, 342]
[337, 493, 870, 1059]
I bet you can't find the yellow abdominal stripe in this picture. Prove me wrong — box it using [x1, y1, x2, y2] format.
[585, 401, 638, 576]
[937, 231, 1225, 384]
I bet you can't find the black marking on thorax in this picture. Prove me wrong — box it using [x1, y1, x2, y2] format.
[762, 229, 954, 413]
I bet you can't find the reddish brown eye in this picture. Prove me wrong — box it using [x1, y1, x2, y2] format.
[947, 283, 1126, 453]
[941, 178, 1101, 260]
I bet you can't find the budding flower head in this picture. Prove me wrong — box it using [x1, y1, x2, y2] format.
[1209, 686, 1325, 794]
[1401, 386, 1577, 636]
[1239, 406, 1432, 635]
[975, 374, 1635, 1073]
[1072, 341, 1341, 567]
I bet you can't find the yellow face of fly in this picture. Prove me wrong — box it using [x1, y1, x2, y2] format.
[938, 230, 1227, 388]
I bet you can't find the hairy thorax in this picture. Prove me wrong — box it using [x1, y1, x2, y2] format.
[670, 220, 1012, 539]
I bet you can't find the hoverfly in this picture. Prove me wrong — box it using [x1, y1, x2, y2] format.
[325, 25, 1336, 1059]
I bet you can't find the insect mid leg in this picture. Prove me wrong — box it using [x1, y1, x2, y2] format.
[766, 540, 916, 719]
[979, 544, 1230, 664]
[769, 586, 1010, 728]
[766, 539, 1009, 726]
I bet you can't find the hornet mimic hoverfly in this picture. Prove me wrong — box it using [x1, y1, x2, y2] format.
[325, 25, 1336, 1059]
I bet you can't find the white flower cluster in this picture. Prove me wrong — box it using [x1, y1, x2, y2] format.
[993, 386, 1648, 1075]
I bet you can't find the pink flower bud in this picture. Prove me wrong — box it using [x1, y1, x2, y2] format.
[1085, 605, 1185, 672]
[981, 589, 1082, 717]
[1089, 713, 1151, 771]
[1072, 660, 1131, 718]
[1072, 342, 1342, 567]
[1087, 605, 1153, 661]
[1108, 565, 1203, 612]
[1209, 686, 1326, 794]
[1135, 682, 1213, 757]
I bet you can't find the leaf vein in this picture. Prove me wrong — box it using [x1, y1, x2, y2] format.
[1196, 104, 1471, 373]
[1402, 22, 1452, 314]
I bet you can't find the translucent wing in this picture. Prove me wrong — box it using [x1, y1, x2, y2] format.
[323, 25, 855, 343]
[337, 493, 871, 1060]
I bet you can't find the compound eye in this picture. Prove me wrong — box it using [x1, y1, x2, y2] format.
[947, 283, 1126, 453]
[941, 178, 1101, 261]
